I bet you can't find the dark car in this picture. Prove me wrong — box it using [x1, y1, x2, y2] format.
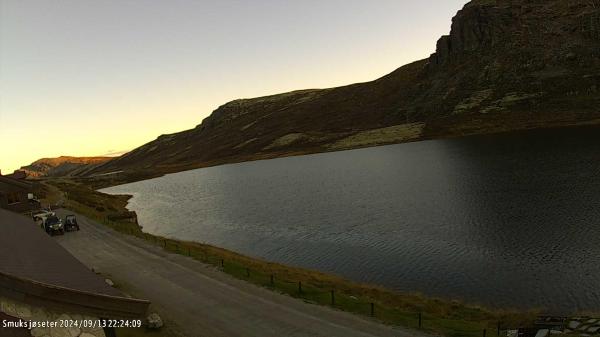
[64, 215, 80, 231]
[42, 216, 64, 236]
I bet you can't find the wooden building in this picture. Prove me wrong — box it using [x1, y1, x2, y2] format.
[0, 176, 39, 213]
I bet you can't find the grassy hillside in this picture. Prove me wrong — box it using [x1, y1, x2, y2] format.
[20, 156, 112, 178]
[89, 0, 600, 177]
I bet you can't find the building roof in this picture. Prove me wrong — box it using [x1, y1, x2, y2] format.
[0, 209, 150, 318]
[0, 176, 33, 191]
[5, 171, 27, 180]
[0, 209, 120, 296]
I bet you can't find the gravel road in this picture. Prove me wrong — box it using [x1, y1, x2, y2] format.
[53, 210, 431, 337]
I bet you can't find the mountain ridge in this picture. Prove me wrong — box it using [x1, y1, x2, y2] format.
[19, 156, 112, 178]
[88, 0, 600, 177]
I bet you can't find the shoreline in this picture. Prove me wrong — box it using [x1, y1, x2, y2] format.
[41, 179, 551, 337]
[83, 116, 600, 190]
[37, 125, 600, 335]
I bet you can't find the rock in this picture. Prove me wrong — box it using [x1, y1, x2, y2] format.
[15, 303, 32, 319]
[534, 329, 549, 337]
[585, 319, 598, 324]
[49, 326, 80, 337]
[506, 330, 518, 337]
[32, 308, 51, 322]
[81, 326, 106, 337]
[49, 314, 80, 337]
[569, 321, 582, 329]
[579, 325, 590, 331]
[429, 3, 514, 65]
[31, 327, 49, 337]
[147, 313, 163, 329]
[56, 313, 72, 322]
[587, 326, 600, 333]
[105, 278, 114, 287]
[1, 299, 17, 316]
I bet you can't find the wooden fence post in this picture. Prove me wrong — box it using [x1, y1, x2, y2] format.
[370, 303, 375, 317]
[246, 268, 250, 278]
[298, 281, 302, 294]
[419, 312, 422, 328]
[270, 274, 274, 286]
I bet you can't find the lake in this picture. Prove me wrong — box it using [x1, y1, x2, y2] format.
[101, 127, 600, 313]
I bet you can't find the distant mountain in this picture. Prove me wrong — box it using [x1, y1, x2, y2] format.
[20, 156, 112, 178]
[92, 0, 600, 176]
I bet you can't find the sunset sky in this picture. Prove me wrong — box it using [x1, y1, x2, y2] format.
[0, 0, 466, 173]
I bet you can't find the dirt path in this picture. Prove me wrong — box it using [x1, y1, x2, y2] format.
[52, 210, 432, 337]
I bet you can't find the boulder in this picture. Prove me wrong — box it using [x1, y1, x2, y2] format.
[30, 327, 49, 337]
[80, 333, 100, 337]
[49, 326, 80, 337]
[15, 303, 32, 319]
[588, 326, 600, 333]
[147, 313, 163, 329]
[1, 298, 17, 316]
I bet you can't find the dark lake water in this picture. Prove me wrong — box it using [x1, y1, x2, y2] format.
[101, 127, 600, 313]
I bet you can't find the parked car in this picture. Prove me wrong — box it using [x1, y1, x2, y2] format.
[41, 215, 64, 236]
[32, 210, 55, 222]
[64, 215, 80, 231]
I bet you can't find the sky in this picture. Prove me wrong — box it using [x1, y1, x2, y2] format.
[0, 0, 467, 173]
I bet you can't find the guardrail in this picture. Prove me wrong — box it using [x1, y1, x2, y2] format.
[0, 270, 150, 319]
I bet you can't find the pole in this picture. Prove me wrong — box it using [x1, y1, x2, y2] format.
[331, 290, 335, 306]
[419, 312, 422, 328]
[370, 303, 374, 317]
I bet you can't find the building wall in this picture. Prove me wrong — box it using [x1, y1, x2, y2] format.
[0, 180, 38, 213]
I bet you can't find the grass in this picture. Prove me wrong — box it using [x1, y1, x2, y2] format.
[45, 179, 540, 337]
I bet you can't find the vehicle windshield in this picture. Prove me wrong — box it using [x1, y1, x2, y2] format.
[46, 216, 60, 225]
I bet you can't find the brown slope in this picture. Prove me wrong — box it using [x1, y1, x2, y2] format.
[21, 156, 112, 178]
[92, 0, 600, 176]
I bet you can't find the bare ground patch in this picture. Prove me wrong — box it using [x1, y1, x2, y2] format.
[327, 123, 425, 151]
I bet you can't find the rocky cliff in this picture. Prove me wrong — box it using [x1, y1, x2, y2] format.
[91, 0, 600, 176]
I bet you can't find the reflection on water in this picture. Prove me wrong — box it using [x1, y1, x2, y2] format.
[102, 127, 600, 312]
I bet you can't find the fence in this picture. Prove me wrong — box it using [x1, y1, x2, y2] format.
[99, 216, 511, 337]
